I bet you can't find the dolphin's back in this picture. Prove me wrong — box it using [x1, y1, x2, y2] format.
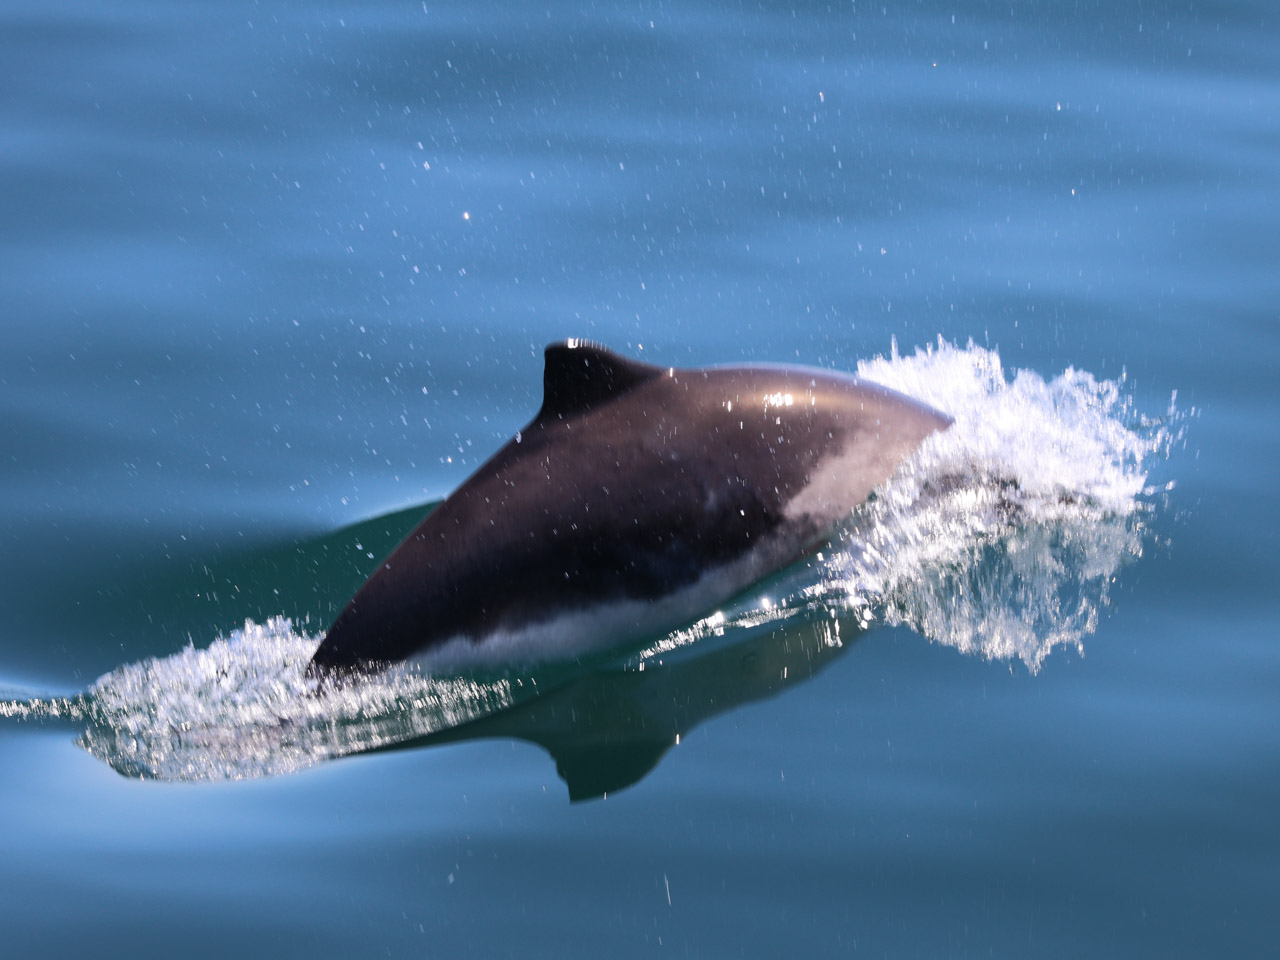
[309, 343, 950, 672]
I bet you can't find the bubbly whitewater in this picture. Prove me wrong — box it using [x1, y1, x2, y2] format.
[0, 341, 1182, 781]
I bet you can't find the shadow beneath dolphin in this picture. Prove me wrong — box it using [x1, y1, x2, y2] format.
[364, 614, 864, 801]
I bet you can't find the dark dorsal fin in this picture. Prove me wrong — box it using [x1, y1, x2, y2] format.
[536, 339, 663, 422]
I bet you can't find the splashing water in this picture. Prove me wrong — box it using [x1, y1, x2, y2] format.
[0, 340, 1181, 781]
[640, 339, 1179, 670]
[2, 619, 524, 780]
[835, 338, 1177, 667]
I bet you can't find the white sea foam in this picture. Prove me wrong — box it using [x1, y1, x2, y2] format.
[2, 618, 522, 780]
[837, 337, 1177, 667]
[651, 338, 1178, 667]
[0, 339, 1181, 781]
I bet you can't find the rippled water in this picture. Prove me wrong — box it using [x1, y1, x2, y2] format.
[1, 0, 1276, 956]
[4, 340, 1178, 784]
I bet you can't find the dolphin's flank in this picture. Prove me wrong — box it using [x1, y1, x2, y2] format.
[307, 340, 951, 675]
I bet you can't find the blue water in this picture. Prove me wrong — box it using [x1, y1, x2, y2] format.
[2, 0, 1277, 956]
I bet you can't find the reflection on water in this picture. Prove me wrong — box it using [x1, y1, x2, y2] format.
[373, 616, 856, 801]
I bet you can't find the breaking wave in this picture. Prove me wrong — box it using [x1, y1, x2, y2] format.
[1, 339, 1183, 782]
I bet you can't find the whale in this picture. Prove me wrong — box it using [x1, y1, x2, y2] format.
[308, 339, 951, 675]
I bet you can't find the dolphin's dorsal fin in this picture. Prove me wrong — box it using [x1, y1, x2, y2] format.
[536, 339, 662, 422]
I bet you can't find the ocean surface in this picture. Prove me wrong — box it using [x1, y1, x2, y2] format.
[1, 0, 1277, 956]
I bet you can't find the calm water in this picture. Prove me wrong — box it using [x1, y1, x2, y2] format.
[2, 0, 1277, 956]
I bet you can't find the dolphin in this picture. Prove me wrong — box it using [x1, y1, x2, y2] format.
[308, 339, 951, 674]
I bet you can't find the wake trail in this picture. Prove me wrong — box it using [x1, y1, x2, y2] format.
[1, 339, 1184, 781]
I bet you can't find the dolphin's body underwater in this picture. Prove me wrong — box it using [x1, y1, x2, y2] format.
[308, 340, 951, 674]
